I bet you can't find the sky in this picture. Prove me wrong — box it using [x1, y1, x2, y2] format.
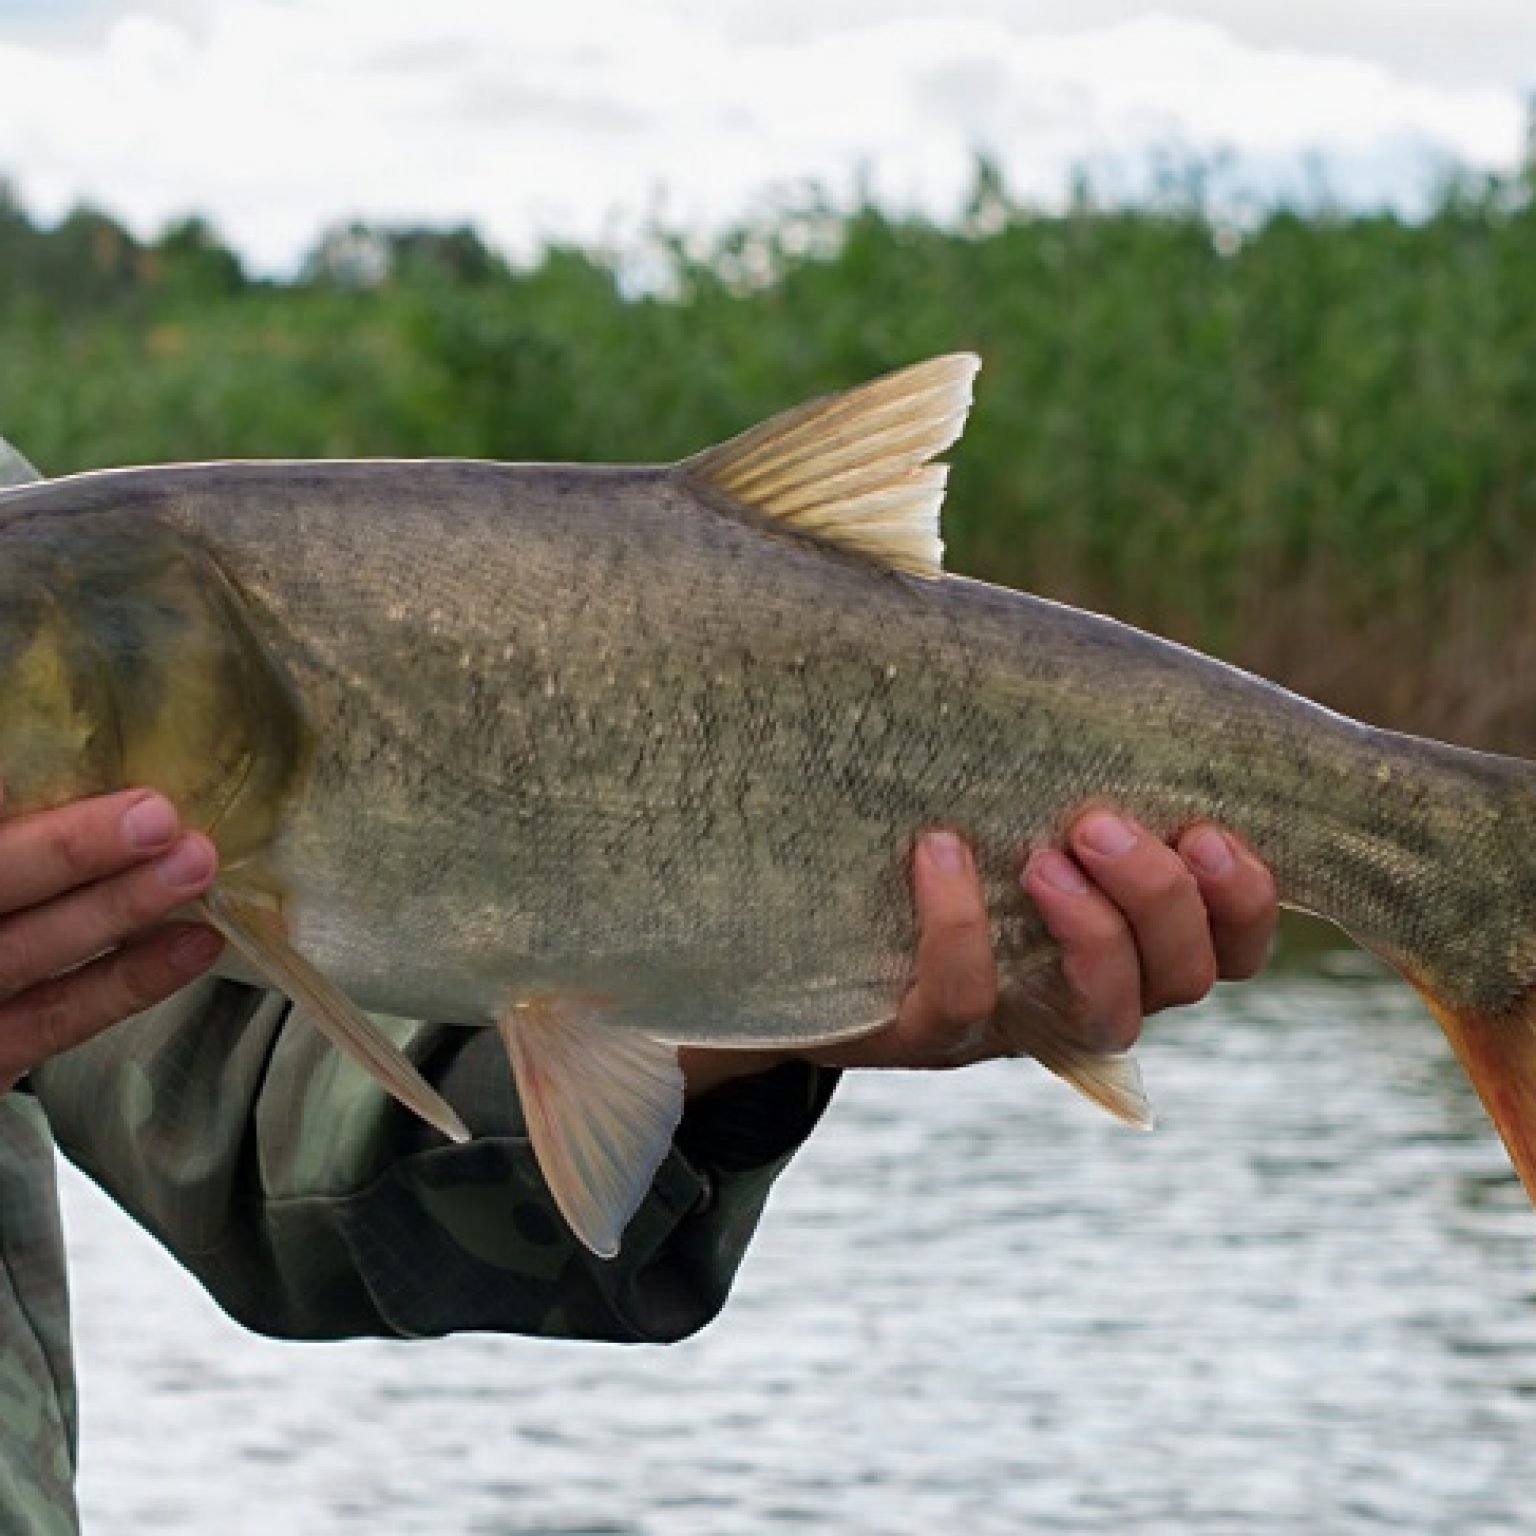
[0, 0, 1531, 272]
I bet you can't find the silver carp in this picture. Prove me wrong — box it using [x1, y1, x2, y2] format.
[4, 356, 1536, 1256]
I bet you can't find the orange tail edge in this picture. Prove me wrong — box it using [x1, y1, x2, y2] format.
[1408, 976, 1536, 1204]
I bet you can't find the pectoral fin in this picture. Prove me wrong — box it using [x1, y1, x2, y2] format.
[0, 435, 42, 487]
[497, 997, 685, 1259]
[198, 888, 470, 1145]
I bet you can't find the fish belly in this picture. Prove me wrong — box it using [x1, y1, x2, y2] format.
[265, 777, 934, 1047]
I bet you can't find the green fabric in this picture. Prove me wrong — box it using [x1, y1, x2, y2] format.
[0, 1096, 78, 1535]
[0, 981, 835, 1530]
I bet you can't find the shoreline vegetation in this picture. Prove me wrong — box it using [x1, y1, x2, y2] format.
[2, 155, 1534, 753]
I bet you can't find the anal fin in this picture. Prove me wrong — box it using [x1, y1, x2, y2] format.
[498, 997, 685, 1259]
[996, 987, 1154, 1130]
[199, 888, 470, 1145]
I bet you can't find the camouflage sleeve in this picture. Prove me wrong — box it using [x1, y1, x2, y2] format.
[0, 1095, 81, 1534]
[27, 980, 838, 1345]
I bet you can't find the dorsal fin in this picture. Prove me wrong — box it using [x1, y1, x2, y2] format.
[681, 353, 980, 579]
[0, 436, 42, 488]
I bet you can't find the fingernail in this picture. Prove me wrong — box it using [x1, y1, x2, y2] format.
[123, 795, 178, 851]
[1186, 827, 1235, 877]
[1029, 850, 1090, 895]
[1078, 812, 1137, 857]
[169, 927, 223, 975]
[154, 836, 215, 892]
[924, 832, 969, 875]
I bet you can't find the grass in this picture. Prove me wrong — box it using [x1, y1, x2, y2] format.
[3, 163, 1535, 749]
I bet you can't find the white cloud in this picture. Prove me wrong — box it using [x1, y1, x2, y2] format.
[665, 1, 1536, 92]
[0, 1, 1527, 272]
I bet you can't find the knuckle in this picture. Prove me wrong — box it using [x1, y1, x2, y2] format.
[1221, 950, 1265, 982]
[110, 944, 173, 1019]
[1092, 1003, 1142, 1055]
[939, 909, 990, 951]
[1141, 858, 1198, 909]
[0, 926, 40, 998]
[23, 976, 76, 1064]
[1219, 929, 1276, 981]
[1223, 872, 1279, 931]
[51, 815, 105, 884]
[102, 868, 174, 936]
[1185, 950, 1221, 1000]
[1060, 944, 1129, 1030]
[1066, 901, 1126, 956]
[1150, 951, 1219, 1012]
[941, 970, 997, 1028]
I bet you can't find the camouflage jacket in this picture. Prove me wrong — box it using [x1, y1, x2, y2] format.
[0, 981, 837, 1533]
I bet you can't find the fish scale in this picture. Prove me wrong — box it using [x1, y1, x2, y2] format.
[4, 355, 1536, 1259]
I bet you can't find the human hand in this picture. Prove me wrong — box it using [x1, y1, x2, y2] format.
[806, 811, 1277, 1071]
[0, 786, 223, 1091]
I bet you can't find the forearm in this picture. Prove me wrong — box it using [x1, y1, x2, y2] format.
[28, 982, 837, 1344]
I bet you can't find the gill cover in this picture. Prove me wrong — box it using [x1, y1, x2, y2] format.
[0, 499, 306, 864]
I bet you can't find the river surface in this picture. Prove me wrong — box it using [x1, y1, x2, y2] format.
[58, 959, 1536, 1534]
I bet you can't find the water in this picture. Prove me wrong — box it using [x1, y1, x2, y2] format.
[59, 967, 1536, 1534]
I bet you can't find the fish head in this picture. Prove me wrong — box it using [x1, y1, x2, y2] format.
[0, 499, 305, 863]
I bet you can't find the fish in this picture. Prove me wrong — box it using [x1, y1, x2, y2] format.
[3, 354, 1536, 1258]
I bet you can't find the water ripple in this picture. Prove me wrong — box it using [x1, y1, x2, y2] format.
[60, 975, 1536, 1533]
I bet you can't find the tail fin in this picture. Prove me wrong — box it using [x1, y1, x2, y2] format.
[1409, 978, 1536, 1201]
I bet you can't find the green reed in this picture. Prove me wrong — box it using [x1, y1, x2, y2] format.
[2, 163, 1534, 749]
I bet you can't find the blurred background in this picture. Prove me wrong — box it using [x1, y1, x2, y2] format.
[4, 3, 1536, 1532]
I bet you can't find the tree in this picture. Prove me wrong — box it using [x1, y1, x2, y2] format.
[151, 215, 245, 299]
